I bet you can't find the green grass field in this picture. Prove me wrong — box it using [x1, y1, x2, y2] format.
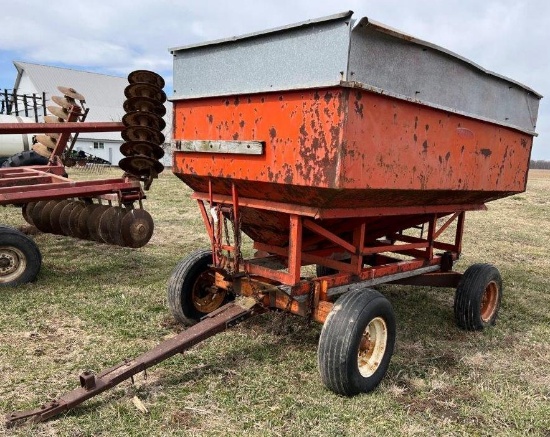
[1, 168, 549, 436]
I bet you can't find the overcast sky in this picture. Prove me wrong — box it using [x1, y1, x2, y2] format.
[1, 0, 548, 159]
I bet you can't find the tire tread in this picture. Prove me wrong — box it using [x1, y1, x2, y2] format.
[0, 226, 41, 286]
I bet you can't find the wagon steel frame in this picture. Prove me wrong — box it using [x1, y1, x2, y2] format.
[193, 182, 481, 324]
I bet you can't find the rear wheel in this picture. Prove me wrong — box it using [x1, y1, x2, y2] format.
[454, 263, 502, 330]
[0, 226, 41, 286]
[167, 249, 231, 326]
[318, 289, 396, 396]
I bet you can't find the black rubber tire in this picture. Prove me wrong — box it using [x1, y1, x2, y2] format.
[0, 226, 41, 286]
[454, 263, 503, 331]
[1, 150, 48, 167]
[167, 248, 231, 326]
[318, 289, 396, 396]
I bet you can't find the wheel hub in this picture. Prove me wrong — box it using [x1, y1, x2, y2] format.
[480, 280, 499, 322]
[358, 317, 388, 377]
[0, 255, 12, 269]
[191, 270, 226, 313]
[0, 247, 26, 281]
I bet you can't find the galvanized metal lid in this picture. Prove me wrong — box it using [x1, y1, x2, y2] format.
[170, 11, 541, 135]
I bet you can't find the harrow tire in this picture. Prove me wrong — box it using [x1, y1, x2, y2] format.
[0, 226, 41, 286]
[1, 150, 48, 168]
[318, 289, 396, 396]
[167, 248, 231, 326]
[454, 263, 502, 331]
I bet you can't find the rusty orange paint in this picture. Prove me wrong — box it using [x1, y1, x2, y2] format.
[173, 86, 533, 209]
[174, 89, 345, 188]
[341, 90, 532, 193]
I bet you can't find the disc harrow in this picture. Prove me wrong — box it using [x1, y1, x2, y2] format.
[21, 198, 153, 248]
[31, 86, 86, 160]
[119, 70, 166, 190]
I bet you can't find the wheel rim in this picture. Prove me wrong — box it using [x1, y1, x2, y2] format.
[358, 317, 388, 377]
[191, 269, 226, 313]
[0, 246, 27, 283]
[480, 280, 499, 322]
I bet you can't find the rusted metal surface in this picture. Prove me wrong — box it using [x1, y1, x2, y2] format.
[0, 168, 143, 205]
[176, 139, 264, 154]
[0, 121, 124, 134]
[391, 271, 463, 288]
[192, 190, 484, 248]
[6, 301, 264, 426]
[173, 86, 534, 211]
[120, 71, 166, 189]
[195, 182, 466, 288]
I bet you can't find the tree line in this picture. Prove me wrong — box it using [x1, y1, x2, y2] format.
[530, 160, 550, 169]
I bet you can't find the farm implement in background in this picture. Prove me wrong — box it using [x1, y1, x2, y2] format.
[0, 70, 166, 286]
[5, 11, 542, 427]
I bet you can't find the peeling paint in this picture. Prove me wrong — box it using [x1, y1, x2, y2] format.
[173, 85, 532, 209]
[480, 148, 492, 157]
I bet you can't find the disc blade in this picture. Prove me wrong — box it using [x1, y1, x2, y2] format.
[29, 200, 49, 231]
[97, 206, 123, 245]
[122, 111, 166, 131]
[119, 208, 154, 248]
[52, 95, 78, 109]
[127, 70, 165, 88]
[47, 105, 69, 120]
[35, 134, 58, 149]
[121, 125, 165, 145]
[123, 96, 166, 117]
[120, 141, 164, 159]
[87, 205, 111, 242]
[49, 199, 72, 235]
[32, 142, 52, 158]
[77, 204, 101, 240]
[57, 86, 85, 102]
[43, 115, 64, 124]
[62, 201, 85, 237]
[22, 202, 37, 226]
[124, 83, 166, 103]
[119, 155, 164, 177]
[35, 200, 58, 233]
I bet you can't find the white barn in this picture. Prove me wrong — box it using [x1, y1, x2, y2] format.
[11, 61, 171, 166]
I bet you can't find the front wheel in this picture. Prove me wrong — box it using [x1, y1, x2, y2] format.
[318, 289, 396, 396]
[0, 226, 41, 286]
[454, 263, 502, 331]
[167, 248, 232, 326]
